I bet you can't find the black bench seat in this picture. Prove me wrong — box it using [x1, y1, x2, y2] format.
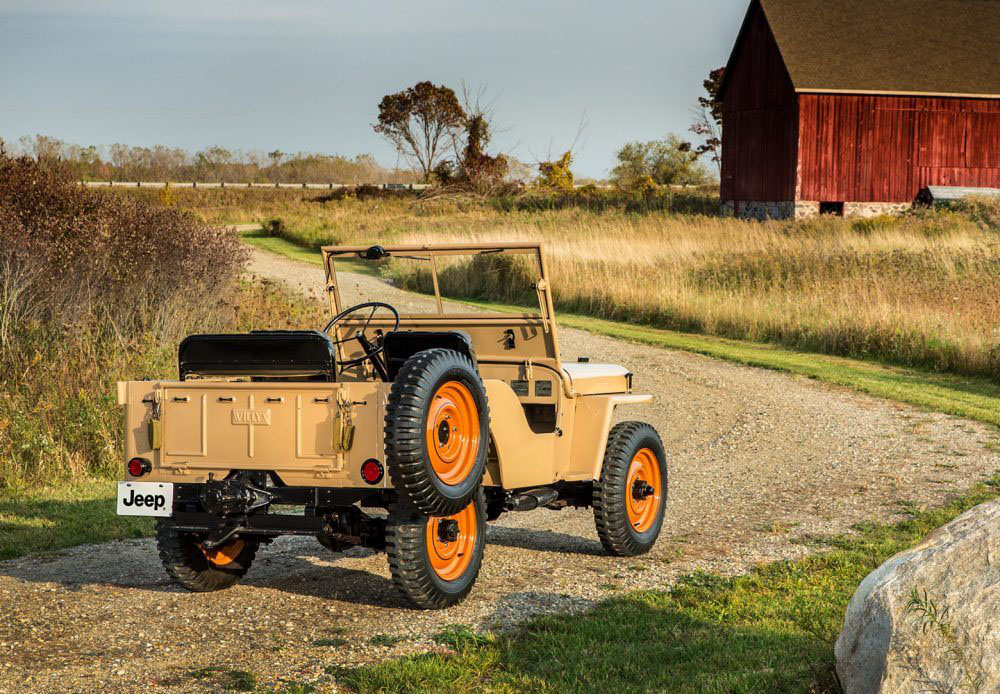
[178, 330, 337, 380]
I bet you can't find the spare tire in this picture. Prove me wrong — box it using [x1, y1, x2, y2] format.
[385, 348, 489, 516]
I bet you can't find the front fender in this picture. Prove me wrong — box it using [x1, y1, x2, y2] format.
[569, 394, 653, 481]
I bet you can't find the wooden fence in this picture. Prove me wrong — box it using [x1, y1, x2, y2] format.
[81, 181, 430, 190]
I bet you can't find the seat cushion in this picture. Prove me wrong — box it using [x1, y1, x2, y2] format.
[178, 330, 336, 379]
[560, 363, 630, 395]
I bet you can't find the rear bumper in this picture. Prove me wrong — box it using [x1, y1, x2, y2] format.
[170, 481, 374, 511]
[165, 482, 388, 549]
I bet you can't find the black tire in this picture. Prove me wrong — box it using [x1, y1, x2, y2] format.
[386, 488, 486, 610]
[594, 421, 668, 557]
[156, 520, 258, 592]
[385, 348, 490, 517]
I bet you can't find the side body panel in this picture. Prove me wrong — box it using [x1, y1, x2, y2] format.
[483, 381, 653, 488]
[483, 379, 557, 489]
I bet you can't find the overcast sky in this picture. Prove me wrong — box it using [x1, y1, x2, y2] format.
[1, 1, 747, 178]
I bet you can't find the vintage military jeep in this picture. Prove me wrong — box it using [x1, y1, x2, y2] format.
[117, 242, 666, 609]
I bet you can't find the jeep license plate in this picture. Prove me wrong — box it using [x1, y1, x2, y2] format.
[117, 481, 173, 517]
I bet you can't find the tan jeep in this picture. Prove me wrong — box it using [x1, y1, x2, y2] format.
[117, 242, 667, 609]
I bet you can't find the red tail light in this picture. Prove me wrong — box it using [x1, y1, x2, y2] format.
[360, 459, 384, 484]
[127, 457, 151, 477]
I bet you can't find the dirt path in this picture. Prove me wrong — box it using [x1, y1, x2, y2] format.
[1, 246, 997, 693]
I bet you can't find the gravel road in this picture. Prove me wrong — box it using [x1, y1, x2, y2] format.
[1, 245, 997, 693]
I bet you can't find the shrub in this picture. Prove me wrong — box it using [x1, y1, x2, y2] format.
[610, 135, 711, 188]
[0, 154, 249, 488]
[261, 217, 287, 237]
[954, 196, 1000, 231]
[0, 154, 247, 340]
[537, 152, 574, 191]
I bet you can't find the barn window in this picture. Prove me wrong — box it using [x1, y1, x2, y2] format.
[819, 202, 844, 216]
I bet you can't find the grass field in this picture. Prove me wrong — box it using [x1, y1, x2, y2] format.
[143, 187, 1000, 382]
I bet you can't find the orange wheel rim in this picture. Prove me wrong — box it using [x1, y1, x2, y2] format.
[425, 502, 478, 581]
[201, 539, 245, 567]
[626, 448, 662, 533]
[425, 380, 480, 486]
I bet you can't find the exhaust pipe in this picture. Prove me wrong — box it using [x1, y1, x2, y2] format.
[504, 487, 560, 512]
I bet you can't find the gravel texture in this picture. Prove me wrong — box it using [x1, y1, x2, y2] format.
[1, 247, 996, 692]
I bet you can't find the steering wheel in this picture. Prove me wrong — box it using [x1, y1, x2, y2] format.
[323, 301, 400, 370]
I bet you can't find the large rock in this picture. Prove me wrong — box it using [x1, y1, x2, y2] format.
[835, 499, 1000, 693]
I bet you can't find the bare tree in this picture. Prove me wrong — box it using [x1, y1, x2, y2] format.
[689, 67, 725, 177]
[373, 81, 466, 182]
[267, 150, 284, 183]
[446, 82, 511, 191]
[530, 112, 588, 189]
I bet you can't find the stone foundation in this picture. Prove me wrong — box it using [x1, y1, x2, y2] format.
[842, 201, 911, 218]
[721, 200, 817, 220]
[722, 200, 911, 220]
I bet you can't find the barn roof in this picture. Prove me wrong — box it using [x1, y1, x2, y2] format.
[722, 0, 1000, 99]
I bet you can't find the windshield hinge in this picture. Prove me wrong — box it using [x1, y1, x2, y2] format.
[533, 279, 551, 333]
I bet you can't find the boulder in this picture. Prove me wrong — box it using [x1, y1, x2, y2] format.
[835, 499, 1000, 693]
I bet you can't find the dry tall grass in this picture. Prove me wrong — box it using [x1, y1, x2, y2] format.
[396, 208, 999, 379]
[119, 187, 1000, 380]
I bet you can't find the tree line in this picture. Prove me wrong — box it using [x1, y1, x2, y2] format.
[6, 67, 724, 191]
[2, 135, 416, 184]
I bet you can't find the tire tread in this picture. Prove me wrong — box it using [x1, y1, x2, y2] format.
[385, 348, 489, 516]
[593, 421, 667, 557]
[386, 490, 486, 609]
[156, 520, 257, 592]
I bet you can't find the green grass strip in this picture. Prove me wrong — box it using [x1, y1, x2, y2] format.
[241, 227, 380, 276]
[336, 477, 1000, 693]
[0, 478, 152, 560]
[242, 227, 325, 266]
[240, 230, 1000, 428]
[556, 313, 1000, 428]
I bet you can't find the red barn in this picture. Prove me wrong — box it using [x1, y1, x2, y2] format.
[718, 0, 1000, 219]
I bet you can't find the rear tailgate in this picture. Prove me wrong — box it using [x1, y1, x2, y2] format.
[120, 380, 381, 486]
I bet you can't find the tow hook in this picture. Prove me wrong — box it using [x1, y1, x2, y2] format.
[201, 477, 272, 516]
[632, 480, 655, 501]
